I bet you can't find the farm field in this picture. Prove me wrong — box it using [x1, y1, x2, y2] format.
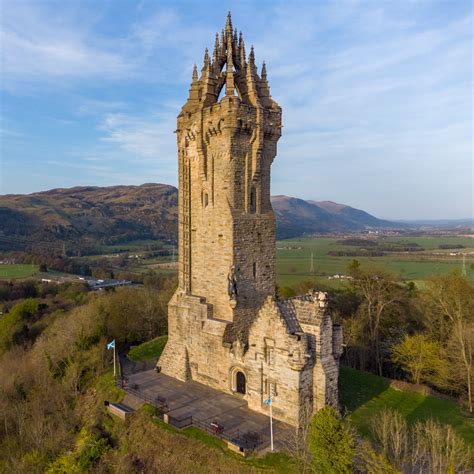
[2, 235, 473, 288]
[0, 264, 38, 279]
[276, 236, 474, 288]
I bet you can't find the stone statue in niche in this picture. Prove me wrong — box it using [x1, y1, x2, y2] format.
[228, 265, 238, 300]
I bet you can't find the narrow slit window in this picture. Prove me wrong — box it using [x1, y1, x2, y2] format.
[249, 187, 256, 214]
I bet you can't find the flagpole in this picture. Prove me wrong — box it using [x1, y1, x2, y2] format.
[270, 398, 273, 452]
[113, 343, 116, 377]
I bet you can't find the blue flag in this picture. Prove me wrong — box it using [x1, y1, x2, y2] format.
[264, 397, 272, 406]
[107, 340, 115, 350]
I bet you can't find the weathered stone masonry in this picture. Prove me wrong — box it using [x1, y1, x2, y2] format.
[159, 13, 343, 427]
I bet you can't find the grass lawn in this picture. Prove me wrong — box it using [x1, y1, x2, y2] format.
[0, 264, 38, 279]
[339, 366, 474, 444]
[95, 371, 125, 404]
[128, 336, 168, 362]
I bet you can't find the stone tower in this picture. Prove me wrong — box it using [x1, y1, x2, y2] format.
[159, 14, 342, 427]
[176, 12, 281, 338]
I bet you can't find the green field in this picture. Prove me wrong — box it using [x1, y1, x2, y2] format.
[0, 264, 38, 279]
[339, 366, 474, 444]
[276, 236, 474, 288]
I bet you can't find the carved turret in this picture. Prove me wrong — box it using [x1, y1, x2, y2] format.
[180, 13, 279, 112]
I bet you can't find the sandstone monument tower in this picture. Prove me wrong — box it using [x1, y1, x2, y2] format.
[159, 13, 342, 427]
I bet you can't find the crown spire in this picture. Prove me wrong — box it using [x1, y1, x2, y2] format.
[192, 63, 198, 81]
[226, 11, 232, 33]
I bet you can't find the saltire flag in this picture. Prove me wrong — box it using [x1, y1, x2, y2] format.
[107, 340, 115, 350]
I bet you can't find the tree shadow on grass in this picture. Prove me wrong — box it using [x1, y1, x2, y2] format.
[339, 365, 391, 412]
[406, 396, 474, 444]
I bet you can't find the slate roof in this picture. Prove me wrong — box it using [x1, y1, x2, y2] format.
[276, 299, 303, 335]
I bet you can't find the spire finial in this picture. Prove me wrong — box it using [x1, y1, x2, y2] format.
[220, 29, 226, 49]
[261, 61, 267, 80]
[213, 32, 220, 62]
[226, 11, 232, 33]
[204, 47, 210, 65]
[249, 45, 255, 66]
[225, 25, 235, 96]
[192, 64, 198, 81]
[240, 37, 246, 66]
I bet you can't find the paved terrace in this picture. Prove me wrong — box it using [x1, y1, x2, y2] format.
[122, 369, 293, 451]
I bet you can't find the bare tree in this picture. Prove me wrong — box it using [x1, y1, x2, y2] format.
[349, 263, 401, 375]
[281, 403, 313, 473]
[425, 275, 474, 412]
[370, 408, 408, 469]
[411, 419, 472, 473]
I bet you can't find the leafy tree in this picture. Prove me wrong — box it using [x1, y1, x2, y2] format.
[309, 407, 355, 473]
[391, 333, 449, 386]
[46, 428, 109, 473]
[0, 299, 39, 352]
[354, 440, 398, 474]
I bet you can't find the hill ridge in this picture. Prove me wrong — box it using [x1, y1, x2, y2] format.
[0, 183, 401, 252]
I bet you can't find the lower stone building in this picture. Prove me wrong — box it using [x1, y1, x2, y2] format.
[159, 289, 342, 427]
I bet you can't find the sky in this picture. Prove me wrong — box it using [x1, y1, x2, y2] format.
[0, 0, 472, 220]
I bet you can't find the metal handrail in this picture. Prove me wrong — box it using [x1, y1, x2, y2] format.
[116, 378, 169, 413]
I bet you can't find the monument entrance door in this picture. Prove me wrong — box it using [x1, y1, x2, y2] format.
[236, 371, 246, 394]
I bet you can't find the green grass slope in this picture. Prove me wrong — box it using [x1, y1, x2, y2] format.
[128, 335, 168, 362]
[339, 366, 474, 444]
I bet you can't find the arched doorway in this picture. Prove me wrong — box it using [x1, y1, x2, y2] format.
[236, 371, 246, 394]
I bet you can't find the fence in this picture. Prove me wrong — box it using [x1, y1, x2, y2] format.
[116, 377, 169, 415]
[191, 416, 263, 450]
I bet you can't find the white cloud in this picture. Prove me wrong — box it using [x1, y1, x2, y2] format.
[0, 3, 134, 90]
[99, 111, 176, 161]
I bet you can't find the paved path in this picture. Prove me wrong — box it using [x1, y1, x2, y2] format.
[125, 369, 293, 450]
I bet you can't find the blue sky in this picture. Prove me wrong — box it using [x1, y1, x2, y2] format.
[0, 0, 472, 219]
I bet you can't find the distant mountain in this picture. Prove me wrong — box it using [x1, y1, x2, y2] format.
[309, 200, 396, 228]
[272, 196, 401, 239]
[0, 184, 404, 252]
[394, 218, 474, 228]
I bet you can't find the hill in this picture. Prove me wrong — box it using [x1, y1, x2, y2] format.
[0, 184, 178, 253]
[0, 185, 401, 252]
[272, 195, 400, 239]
